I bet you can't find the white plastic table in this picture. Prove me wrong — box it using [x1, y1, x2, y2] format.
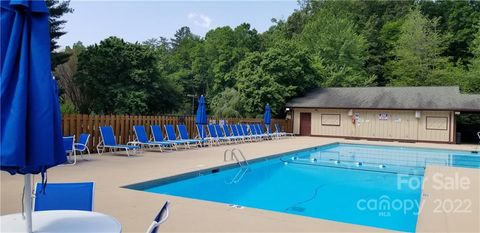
[0, 210, 121, 232]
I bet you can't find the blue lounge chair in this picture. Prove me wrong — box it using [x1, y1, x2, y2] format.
[241, 124, 258, 141]
[196, 124, 218, 146]
[207, 124, 229, 144]
[177, 124, 204, 147]
[249, 124, 264, 141]
[216, 124, 237, 143]
[223, 124, 243, 143]
[74, 133, 91, 160]
[231, 124, 247, 142]
[164, 124, 191, 149]
[97, 126, 140, 156]
[235, 124, 252, 142]
[275, 123, 294, 137]
[146, 201, 170, 233]
[34, 182, 95, 211]
[255, 124, 271, 139]
[63, 136, 76, 164]
[266, 125, 280, 139]
[134, 125, 173, 151]
[151, 125, 178, 150]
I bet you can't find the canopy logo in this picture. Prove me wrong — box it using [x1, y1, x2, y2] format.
[356, 195, 421, 217]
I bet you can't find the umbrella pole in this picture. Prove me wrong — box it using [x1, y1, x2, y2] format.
[24, 174, 33, 233]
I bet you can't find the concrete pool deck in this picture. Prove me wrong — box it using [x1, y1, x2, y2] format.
[1, 137, 479, 232]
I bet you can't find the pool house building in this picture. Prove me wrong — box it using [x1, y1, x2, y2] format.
[287, 86, 480, 143]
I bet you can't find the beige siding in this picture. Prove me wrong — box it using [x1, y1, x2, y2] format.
[417, 111, 452, 142]
[293, 108, 453, 143]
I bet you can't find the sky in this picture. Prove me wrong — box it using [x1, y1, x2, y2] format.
[58, 1, 299, 48]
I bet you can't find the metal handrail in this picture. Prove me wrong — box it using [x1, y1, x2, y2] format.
[232, 148, 249, 166]
[224, 148, 249, 167]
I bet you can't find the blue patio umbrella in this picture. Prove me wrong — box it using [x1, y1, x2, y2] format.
[1, 1, 66, 232]
[195, 95, 207, 125]
[263, 103, 271, 125]
[195, 95, 207, 139]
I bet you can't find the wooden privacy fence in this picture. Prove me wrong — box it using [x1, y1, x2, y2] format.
[62, 114, 293, 152]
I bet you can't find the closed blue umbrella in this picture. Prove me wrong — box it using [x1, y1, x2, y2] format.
[195, 95, 207, 125]
[263, 103, 271, 125]
[1, 1, 66, 232]
[195, 95, 207, 140]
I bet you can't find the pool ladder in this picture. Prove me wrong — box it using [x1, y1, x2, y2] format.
[224, 148, 249, 167]
[224, 148, 249, 184]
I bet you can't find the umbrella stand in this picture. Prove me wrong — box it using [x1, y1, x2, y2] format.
[24, 174, 33, 233]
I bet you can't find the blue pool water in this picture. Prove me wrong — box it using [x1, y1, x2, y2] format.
[135, 143, 480, 232]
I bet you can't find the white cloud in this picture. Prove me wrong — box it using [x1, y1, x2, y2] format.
[187, 13, 212, 29]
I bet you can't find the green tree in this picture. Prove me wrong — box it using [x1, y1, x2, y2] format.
[386, 7, 456, 86]
[203, 24, 262, 96]
[420, 0, 480, 64]
[46, 0, 74, 69]
[54, 41, 87, 112]
[299, 3, 374, 87]
[235, 41, 318, 117]
[210, 88, 243, 118]
[350, 0, 414, 85]
[165, 28, 202, 114]
[75, 37, 180, 114]
[463, 26, 480, 93]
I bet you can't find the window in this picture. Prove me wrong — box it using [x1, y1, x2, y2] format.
[321, 114, 341, 126]
[426, 116, 448, 130]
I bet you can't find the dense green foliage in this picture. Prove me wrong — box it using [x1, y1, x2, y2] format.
[75, 37, 181, 114]
[56, 0, 480, 117]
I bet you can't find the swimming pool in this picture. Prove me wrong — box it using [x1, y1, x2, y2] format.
[128, 143, 480, 232]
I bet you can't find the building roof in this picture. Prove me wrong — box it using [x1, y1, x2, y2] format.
[286, 86, 480, 111]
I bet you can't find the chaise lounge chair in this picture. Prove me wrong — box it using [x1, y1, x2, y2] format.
[223, 124, 243, 143]
[134, 125, 173, 151]
[164, 124, 192, 149]
[177, 124, 204, 147]
[215, 124, 237, 144]
[255, 124, 271, 140]
[97, 126, 140, 157]
[234, 124, 252, 142]
[248, 123, 264, 141]
[266, 125, 280, 139]
[232, 124, 251, 142]
[196, 124, 218, 146]
[275, 123, 294, 137]
[207, 124, 230, 144]
[151, 125, 178, 150]
[241, 124, 259, 141]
